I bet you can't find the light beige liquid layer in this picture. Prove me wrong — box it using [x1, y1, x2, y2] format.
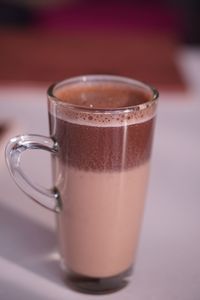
[56, 162, 150, 278]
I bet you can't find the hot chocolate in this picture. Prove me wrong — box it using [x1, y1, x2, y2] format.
[5, 75, 158, 294]
[49, 79, 156, 280]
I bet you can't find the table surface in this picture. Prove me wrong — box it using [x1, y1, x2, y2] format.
[0, 48, 200, 300]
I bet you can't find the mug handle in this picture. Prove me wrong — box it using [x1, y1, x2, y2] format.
[5, 134, 61, 213]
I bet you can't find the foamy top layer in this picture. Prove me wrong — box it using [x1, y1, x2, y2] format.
[50, 81, 158, 127]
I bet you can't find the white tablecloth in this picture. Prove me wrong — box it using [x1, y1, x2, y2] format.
[0, 48, 200, 300]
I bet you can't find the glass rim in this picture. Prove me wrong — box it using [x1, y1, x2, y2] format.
[47, 75, 159, 113]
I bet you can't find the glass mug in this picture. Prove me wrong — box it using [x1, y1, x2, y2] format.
[6, 75, 158, 294]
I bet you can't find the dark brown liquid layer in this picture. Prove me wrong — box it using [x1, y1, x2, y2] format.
[50, 115, 155, 171]
[50, 81, 155, 171]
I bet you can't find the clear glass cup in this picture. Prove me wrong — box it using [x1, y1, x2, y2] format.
[5, 75, 158, 294]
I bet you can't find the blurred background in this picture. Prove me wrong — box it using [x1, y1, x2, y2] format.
[0, 0, 199, 87]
